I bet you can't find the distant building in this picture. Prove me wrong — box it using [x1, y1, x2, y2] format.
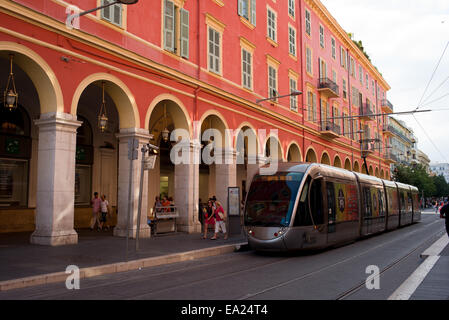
[430, 163, 449, 183]
[417, 150, 431, 173]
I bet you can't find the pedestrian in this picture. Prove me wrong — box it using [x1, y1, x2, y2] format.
[202, 200, 214, 239]
[99, 194, 110, 231]
[211, 201, 227, 240]
[90, 192, 101, 231]
[440, 198, 449, 238]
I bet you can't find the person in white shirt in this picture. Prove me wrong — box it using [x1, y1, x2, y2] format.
[99, 194, 110, 231]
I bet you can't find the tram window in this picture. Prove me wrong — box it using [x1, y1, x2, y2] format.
[364, 187, 372, 218]
[311, 179, 324, 225]
[326, 182, 336, 224]
[378, 189, 386, 217]
[294, 176, 312, 226]
[400, 192, 405, 213]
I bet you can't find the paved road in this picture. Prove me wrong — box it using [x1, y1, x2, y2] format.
[0, 212, 445, 300]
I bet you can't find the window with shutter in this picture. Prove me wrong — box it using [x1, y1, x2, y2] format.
[305, 9, 311, 36]
[242, 49, 252, 90]
[101, 0, 122, 27]
[238, 0, 256, 26]
[164, 0, 175, 52]
[289, 26, 296, 56]
[267, 9, 277, 42]
[180, 8, 189, 59]
[163, 1, 190, 59]
[208, 27, 221, 74]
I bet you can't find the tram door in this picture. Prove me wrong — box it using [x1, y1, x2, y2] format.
[326, 181, 337, 244]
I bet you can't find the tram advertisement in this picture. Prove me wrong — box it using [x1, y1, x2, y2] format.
[334, 183, 358, 222]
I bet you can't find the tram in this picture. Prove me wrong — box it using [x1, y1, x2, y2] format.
[243, 163, 421, 252]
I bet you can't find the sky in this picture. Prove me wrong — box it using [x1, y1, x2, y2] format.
[320, 0, 449, 164]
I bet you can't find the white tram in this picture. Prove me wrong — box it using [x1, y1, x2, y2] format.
[243, 163, 421, 251]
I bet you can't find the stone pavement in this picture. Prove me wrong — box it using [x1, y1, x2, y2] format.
[0, 228, 247, 291]
[411, 235, 449, 300]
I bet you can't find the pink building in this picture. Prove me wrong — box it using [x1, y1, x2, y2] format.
[0, 0, 394, 243]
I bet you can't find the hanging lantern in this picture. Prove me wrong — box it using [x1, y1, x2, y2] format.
[3, 54, 18, 111]
[98, 82, 108, 132]
[162, 104, 169, 142]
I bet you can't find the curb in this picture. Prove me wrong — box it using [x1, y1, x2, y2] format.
[0, 242, 248, 292]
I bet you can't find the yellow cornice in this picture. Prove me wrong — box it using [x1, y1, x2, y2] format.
[205, 13, 226, 32]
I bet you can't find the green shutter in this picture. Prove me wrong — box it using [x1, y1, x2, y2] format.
[250, 0, 256, 26]
[180, 8, 189, 59]
[238, 0, 243, 16]
[164, 0, 175, 52]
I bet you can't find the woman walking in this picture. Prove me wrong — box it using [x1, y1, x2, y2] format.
[202, 200, 215, 239]
[211, 201, 228, 240]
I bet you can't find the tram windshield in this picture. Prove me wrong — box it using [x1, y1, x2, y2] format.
[244, 172, 304, 227]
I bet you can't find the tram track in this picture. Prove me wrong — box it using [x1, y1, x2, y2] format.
[239, 219, 444, 300]
[335, 229, 446, 300]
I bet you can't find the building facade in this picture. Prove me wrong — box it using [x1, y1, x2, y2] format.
[430, 163, 449, 183]
[0, 0, 395, 243]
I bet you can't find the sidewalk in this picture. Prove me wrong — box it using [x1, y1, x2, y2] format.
[411, 235, 449, 300]
[0, 228, 247, 291]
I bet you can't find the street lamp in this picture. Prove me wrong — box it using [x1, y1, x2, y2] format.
[256, 90, 302, 104]
[66, 0, 139, 27]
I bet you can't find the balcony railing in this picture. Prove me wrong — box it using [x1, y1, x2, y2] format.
[383, 150, 397, 163]
[320, 121, 341, 138]
[359, 103, 376, 121]
[318, 78, 339, 98]
[381, 99, 394, 112]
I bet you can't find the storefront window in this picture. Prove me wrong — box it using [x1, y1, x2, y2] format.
[0, 106, 31, 207]
[0, 159, 28, 207]
[75, 116, 93, 206]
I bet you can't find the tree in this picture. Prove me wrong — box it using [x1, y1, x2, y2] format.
[393, 164, 437, 197]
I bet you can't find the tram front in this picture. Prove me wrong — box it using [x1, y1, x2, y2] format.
[244, 171, 304, 251]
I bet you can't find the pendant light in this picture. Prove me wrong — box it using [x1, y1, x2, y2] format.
[98, 82, 108, 132]
[161, 104, 169, 142]
[3, 54, 18, 111]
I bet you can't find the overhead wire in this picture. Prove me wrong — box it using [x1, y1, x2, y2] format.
[416, 41, 449, 110]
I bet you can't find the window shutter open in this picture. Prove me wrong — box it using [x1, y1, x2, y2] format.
[238, 0, 243, 16]
[250, 0, 256, 25]
[164, 0, 175, 52]
[112, 3, 122, 26]
[180, 8, 189, 59]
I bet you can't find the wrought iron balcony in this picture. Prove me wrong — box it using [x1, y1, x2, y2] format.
[317, 78, 339, 98]
[359, 103, 376, 121]
[383, 150, 397, 164]
[381, 99, 394, 113]
[361, 141, 375, 154]
[320, 121, 341, 139]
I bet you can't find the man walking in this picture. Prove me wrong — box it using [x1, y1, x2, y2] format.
[440, 198, 449, 238]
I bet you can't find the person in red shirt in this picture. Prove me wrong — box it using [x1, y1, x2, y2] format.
[211, 201, 227, 240]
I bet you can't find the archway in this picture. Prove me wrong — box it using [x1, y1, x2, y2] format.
[321, 152, 331, 165]
[0, 45, 74, 245]
[235, 124, 259, 202]
[264, 135, 283, 162]
[369, 165, 374, 176]
[381, 169, 385, 180]
[344, 158, 352, 171]
[334, 155, 342, 168]
[148, 98, 191, 223]
[287, 142, 302, 162]
[305, 147, 317, 163]
[354, 161, 360, 173]
[375, 167, 380, 178]
[74, 81, 122, 231]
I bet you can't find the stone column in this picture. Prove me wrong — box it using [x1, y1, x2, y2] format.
[31, 112, 81, 246]
[215, 148, 237, 214]
[174, 141, 202, 233]
[114, 128, 152, 239]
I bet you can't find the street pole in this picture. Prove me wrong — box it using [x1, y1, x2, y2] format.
[126, 138, 138, 262]
[135, 145, 148, 251]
